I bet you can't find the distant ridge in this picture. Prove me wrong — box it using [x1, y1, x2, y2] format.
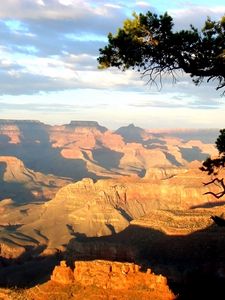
[66, 120, 107, 132]
[148, 128, 219, 143]
[0, 119, 44, 124]
[115, 123, 146, 143]
[148, 128, 220, 133]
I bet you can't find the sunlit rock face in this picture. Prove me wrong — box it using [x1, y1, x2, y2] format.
[51, 260, 74, 284]
[1, 260, 175, 300]
[0, 165, 222, 256]
[49, 259, 175, 300]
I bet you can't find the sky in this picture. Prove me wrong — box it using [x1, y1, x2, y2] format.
[0, 0, 225, 129]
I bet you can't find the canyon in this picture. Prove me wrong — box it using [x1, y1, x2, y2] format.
[0, 119, 218, 181]
[0, 119, 224, 299]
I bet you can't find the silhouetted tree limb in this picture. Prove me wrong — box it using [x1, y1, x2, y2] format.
[98, 12, 225, 92]
[202, 130, 225, 199]
[203, 178, 225, 198]
[211, 215, 225, 226]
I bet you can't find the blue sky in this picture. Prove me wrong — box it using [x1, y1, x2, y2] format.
[0, 0, 225, 129]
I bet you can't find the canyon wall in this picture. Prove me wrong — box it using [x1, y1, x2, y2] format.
[0, 120, 218, 182]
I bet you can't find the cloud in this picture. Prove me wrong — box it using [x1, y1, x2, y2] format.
[0, 100, 107, 112]
[0, 1, 95, 20]
[169, 5, 225, 29]
[132, 94, 223, 110]
[128, 75, 224, 110]
[0, 0, 129, 59]
[135, 1, 151, 8]
[0, 101, 76, 112]
[0, 50, 145, 95]
[0, 0, 224, 109]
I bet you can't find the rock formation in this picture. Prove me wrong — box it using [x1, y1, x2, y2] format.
[0, 242, 25, 260]
[0, 165, 223, 256]
[51, 260, 74, 284]
[44, 259, 175, 300]
[0, 119, 218, 180]
[0, 156, 72, 203]
[0, 119, 48, 144]
[0, 259, 175, 299]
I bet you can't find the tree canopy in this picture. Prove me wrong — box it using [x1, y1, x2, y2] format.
[98, 11, 225, 91]
[98, 11, 225, 199]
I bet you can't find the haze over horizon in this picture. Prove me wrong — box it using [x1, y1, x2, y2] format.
[0, 0, 225, 129]
[0, 118, 222, 132]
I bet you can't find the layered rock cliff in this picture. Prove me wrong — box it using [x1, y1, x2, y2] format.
[0, 164, 222, 258]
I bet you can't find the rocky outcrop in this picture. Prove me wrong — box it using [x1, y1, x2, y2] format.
[51, 260, 74, 284]
[74, 260, 167, 289]
[5, 259, 174, 300]
[0, 156, 72, 202]
[49, 259, 175, 300]
[0, 243, 25, 260]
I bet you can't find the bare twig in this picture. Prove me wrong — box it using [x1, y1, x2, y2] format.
[203, 178, 225, 199]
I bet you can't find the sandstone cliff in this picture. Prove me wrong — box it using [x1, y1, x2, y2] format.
[22, 260, 175, 300]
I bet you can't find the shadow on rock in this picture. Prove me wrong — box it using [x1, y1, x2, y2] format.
[0, 245, 63, 288]
[66, 222, 225, 300]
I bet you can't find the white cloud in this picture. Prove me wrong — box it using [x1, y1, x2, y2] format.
[136, 1, 151, 8]
[0, 0, 124, 20]
[169, 6, 225, 29]
[36, 0, 45, 6]
[104, 3, 122, 9]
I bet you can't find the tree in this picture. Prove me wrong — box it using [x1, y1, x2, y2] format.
[98, 11, 225, 199]
[98, 12, 225, 91]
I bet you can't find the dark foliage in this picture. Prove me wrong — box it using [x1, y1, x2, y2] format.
[201, 129, 225, 175]
[211, 215, 225, 226]
[98, 12, 225, 91]
[201, 129, 225, 199]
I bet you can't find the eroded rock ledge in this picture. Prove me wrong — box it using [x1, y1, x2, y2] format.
[50, 260, 175, 300]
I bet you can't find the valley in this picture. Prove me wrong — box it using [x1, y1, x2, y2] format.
[0, 119, 224, 299]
